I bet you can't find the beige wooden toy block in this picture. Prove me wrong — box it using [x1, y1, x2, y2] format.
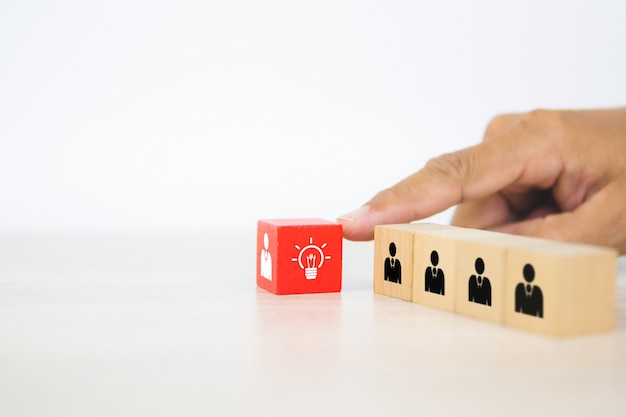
[411, 225, 488, 312]
[455, 233, 509, 323]
[374, 223, 448, 301]
[504, 240, 617, 336]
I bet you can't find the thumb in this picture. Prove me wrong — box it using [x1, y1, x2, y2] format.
[493, 185, 626, 252]
[338, 135, 543, 241]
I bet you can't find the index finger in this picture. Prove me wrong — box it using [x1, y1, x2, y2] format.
[338, 122, 563, 240]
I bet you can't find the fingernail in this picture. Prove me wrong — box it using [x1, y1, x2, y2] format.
[337, 205, 370, 223]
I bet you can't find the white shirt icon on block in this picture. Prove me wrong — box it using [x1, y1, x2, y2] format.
[260, 232, 272, 280]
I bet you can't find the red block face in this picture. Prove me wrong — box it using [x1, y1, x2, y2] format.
[257, 219, 343, 295]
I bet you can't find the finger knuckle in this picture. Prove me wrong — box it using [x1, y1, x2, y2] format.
[511, 109, 569, 152]
[519, 108, 565, 133]
[425, 151, 471, 182]
[484, 113, 516, 139]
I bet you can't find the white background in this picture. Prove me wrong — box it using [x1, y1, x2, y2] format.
[1, 0, 625, 233]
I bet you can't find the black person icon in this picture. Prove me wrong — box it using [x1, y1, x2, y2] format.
[425, 250, 445, 295]
[468, 257, 491, 306]
[515, 263, 543, 318]
[384, 242, 401, 284]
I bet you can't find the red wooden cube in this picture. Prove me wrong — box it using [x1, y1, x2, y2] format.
[257, 219, 343, 295]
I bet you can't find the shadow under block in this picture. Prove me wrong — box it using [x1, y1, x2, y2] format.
[374, 223, 449, 301]
[455, 234, 509, 323]
[411, 226, 489, 312]
[504, 241, 617, 336]
[256, 219, 342, 295]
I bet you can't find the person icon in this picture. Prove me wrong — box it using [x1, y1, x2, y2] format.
[260, 232, 272, 281]
[468, 257, 491, 306]
[425, 250, 445, 295]
[384, 242, 402, 284]
[515, 263, 543, 318]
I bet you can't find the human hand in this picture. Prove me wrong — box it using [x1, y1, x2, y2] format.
[337, 108, 626, 254]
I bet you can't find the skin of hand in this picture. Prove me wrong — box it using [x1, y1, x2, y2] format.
[337, 108, 626, 254]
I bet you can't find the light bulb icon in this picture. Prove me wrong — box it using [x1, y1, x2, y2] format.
[291, 236, 331, 280]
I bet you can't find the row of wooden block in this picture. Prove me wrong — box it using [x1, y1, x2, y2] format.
[374, 223, 618, 336]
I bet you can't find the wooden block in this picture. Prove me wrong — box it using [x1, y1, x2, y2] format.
[504, 240, 617, 336]
[374, 223, 448, 301]
[454, 232, 519, 323]
[256, 219, 342, 295]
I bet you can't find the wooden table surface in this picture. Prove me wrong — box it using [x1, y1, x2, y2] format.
[1, 233, 625, 417]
